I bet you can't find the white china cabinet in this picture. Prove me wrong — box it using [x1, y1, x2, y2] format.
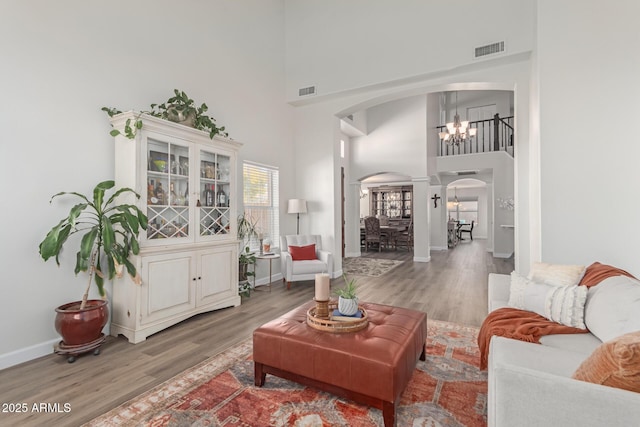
[109, 111, 240, 343]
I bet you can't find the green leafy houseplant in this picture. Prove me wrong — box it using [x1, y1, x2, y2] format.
[39, 180, 148, 309]
[102, 89, 228, 140]
[335, 274, 358, 299]
[238, 250, 257, 298]
[237, 212, 258, 297]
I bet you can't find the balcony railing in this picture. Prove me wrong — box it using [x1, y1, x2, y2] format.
[437, 114, 514, 157]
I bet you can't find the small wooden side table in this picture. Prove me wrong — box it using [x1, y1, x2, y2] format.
[254, 253, 280, 292]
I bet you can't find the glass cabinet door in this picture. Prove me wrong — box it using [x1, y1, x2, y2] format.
[146, 138, 190, 240]
[198, 148, 231, 238]
[402, 190, 412, 218]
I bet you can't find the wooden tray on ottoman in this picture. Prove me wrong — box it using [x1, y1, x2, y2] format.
[306, 303, 368, 333]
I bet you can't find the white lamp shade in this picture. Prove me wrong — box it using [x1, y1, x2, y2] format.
[287, 199, 307, 214]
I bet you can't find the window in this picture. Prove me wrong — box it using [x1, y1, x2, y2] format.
[448, 200, 478, 224]
[340, 139, 345, 158]
[243, 161, 279, 250]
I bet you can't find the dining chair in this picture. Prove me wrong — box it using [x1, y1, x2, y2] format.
[364, 216, 388, 252]
[395, 221, 413, 251]
[458, 220, 475, 241]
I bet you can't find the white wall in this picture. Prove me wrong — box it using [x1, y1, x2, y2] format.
[284, 0, 534, 274]
[352, 95, 427, 181]
[0, 0, 292, 369]
[429, 185, 447, 249]
[443, 90, 513, 122]
[284, 0, 535, 101]
[536, 1, 640, 274]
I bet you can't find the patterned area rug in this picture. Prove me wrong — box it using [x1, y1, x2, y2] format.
[342, 257, 404, 277]
[85, 320, 486, 427]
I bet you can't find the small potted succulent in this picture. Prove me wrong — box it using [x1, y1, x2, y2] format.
[335, 275, 359, 316]
[39, 180, 147, 361]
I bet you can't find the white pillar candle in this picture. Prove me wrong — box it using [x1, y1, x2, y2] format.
[315, 273, 330, 301]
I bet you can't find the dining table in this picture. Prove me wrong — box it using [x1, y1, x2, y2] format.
[360, 224, 407, 249]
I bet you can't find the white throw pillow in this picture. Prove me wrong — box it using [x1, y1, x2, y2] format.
[508, 271, 528, 309]
[585, 275, 640, 342]
[508, 272, 588, 328]
[528, 262, 586, 287]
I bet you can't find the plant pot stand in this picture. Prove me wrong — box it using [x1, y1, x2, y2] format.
[54, 334, 106, 363]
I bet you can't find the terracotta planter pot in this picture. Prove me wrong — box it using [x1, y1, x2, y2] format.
[55, 300, 109, 346]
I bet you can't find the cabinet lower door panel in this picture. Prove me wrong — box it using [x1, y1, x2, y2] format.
[141, 253, 195, 325]
[198, 248, 235, 306]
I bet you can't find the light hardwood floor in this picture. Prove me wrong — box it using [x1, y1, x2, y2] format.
[0, 239, 512, 426]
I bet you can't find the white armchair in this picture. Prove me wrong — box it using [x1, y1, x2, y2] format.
[280, 235, 334, 290]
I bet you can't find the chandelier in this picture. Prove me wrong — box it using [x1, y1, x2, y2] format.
[439, 92, 477, 146]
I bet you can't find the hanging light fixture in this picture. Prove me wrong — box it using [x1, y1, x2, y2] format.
[439, 91, 477, 146]
[453, 187, 460, 206]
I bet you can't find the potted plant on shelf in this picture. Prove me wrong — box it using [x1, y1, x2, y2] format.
[335, 275, 359, 316]
[102, 89, 228, 140]
[39, 180, 147, 362]
[237, 212, 258, 297]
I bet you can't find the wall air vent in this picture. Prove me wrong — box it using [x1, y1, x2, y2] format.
[298, 85, 317, 97]
[346, 114, 354, 121]
[474, 41, 505, 59]
[457, 171, 477, 176]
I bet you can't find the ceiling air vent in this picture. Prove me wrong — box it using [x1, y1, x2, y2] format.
[298, 85, 317, 97]
[474, 41, 505, 59]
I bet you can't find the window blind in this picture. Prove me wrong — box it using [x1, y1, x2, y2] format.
[243, 161, 280, 250]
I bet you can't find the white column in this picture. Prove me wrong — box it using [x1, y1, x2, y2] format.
[412, 177, 431, 262]
[429, 184, 447, 250]
[345, 182, 363, 258]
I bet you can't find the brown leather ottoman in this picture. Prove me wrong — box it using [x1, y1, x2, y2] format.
[253, 301, 427, 427]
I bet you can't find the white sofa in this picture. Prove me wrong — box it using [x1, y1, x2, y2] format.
[487, 272, 640, 427]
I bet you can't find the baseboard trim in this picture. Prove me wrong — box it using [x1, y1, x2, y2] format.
[413, 256, 431, 263]
[0, 338, 58, 370]
[493, 252, 513, 259]
[345, 252, 361, 258]
[430, 246, 448, 251]
[253, 273, 284, 288]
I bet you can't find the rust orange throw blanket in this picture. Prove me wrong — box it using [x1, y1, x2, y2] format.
[478, 307, 588, 370]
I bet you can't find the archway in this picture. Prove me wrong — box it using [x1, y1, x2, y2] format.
[445, 178, 489, 247]
[342, 88, 517, 263]
[345, 172, 416, 257]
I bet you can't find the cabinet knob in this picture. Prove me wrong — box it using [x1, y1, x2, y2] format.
[193, 277, 196, 281]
